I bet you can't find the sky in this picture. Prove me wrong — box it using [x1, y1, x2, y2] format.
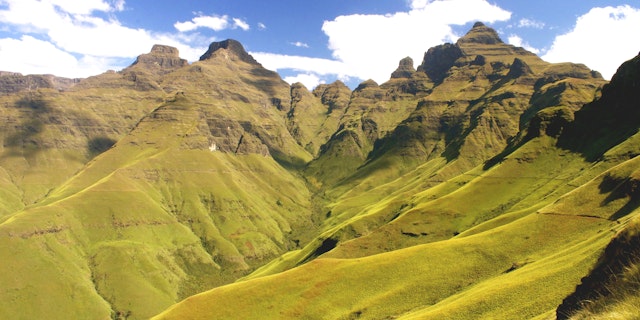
[0, 0, 639, 89]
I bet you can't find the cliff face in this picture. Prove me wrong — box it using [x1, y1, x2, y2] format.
[0, 72, 80, 93]
[555, 53, 640, 319]
[305, 21, 604, 191]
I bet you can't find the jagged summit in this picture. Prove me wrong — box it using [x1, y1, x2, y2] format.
[456, 21, 504, 45]
[390, 57, 416, 78]
[199, 39, 259, 65]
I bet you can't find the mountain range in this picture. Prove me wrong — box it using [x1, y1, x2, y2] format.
[0, 22, 639, 319]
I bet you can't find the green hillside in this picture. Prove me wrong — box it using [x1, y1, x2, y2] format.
[0, 23, 639, 320]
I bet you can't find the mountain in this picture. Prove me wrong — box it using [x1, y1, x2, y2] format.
[0, 39, 316, 319]
[1, 22, 639, 320]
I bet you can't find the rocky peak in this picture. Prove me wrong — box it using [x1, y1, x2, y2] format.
[199, 39, 259, 65]
[391, 57, 416, 79]
[150, 44, 180, 56]
[129, 44, 188, 74]
[354, 79, 379, 92]
[456, 21, 504, 45]
[312, 80, 352, 112]
[417, 43, 464, 84]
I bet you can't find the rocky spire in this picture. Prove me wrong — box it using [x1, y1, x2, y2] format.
[456, 22, 504, 45]
[391, 57, 416, 79]
[199, 39, 259, 65]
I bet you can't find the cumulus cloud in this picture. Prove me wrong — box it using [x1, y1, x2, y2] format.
[0, 35, 124, 77]
[283, 73, 325, 89]
[175, 15, 230, 32]
[507, 34, 540, 54]
[0, 0, 210, 77]
[321, 0, 511, 83]
[251, 52, 347, 77]
[542, 5, 640, 79]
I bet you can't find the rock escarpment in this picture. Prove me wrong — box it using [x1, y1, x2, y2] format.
[0, 72, 80, 93]
[130, 44, 189, 75]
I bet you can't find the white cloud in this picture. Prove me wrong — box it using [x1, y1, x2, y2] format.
[290, 41, 309, 48]
[283, 73, 325, 89]
[0, 0, 211, 77]
[232, 18, 250, 31]
[0, 35, 121, 77]
[174, 14, 251, 33]
[175, 15, 229, 32]
[49, 17, 158, 57]
[409, 0, 432, 10]
[518, 18, 545, 29]
[542, 5, 640, 79]
[321, 0, 511, 83]
[507, 34, 540, 54]
[49, 0, 118, 15]
[251, 52, 348, 77]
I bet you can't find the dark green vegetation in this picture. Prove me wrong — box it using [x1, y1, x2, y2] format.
[0, 23, 639, 319]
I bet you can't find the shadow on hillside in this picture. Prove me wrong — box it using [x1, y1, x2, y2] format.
[599, 173, 640, 221]
[3, 96, 51, 156]
[486, 54, 640, 171]
[87, 136, 117, 158]
[244, 67, 283, 97]
[298, 237, 338, 266]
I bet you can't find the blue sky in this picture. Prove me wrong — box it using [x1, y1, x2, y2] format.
[0, 0, 639, 89]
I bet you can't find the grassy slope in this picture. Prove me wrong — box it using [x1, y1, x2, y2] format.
[242, 132, 602, 278]
[565, 217, 640, 320]
[256, 26, 605, 281]
[0, 62, 317, 319]
[0, 81, 163, 217]
[153, 207, 620, 320]
[154, 129, 640, 319]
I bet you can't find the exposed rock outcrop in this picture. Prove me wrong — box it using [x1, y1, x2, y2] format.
[456, 21, 504, 45]
[557, 221, 640, 319]
[0, 73, 80, 93]
[199, 39, 260, 65]
[558, 53, 640, 159]
[129, 44, 189, 75]
[506, 58, 533, 79]
[417, 43, 464, 84]
[391, 57, 416, 78]
[312, 80, 352, 113]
